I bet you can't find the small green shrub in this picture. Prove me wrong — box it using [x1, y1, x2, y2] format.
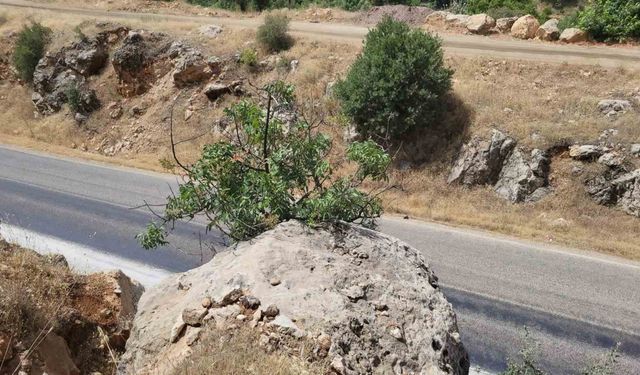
[12, 22, 52, 82]
[239, 48, 258, 67]
[558, 11, 579, 32]
[257, 13, 294, 52]
[334, 17, 453, 142]
[66, 85, 82, 113]
[138, 81, 390, 248]
[576, 0, 640, 42]
[465, 0, 537, 18]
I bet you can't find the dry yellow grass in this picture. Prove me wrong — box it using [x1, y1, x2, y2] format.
[0, 9, 639, 260]
[170, 326, 328, 375]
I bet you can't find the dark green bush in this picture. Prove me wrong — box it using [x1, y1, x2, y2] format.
[576, 0, 640, 42]
[66, 85, 82, 113]
[257, 13, 294, 52]
[12, 22, 51, 82]
[334, 17, 453, 142]
[465, 0, 537, 18]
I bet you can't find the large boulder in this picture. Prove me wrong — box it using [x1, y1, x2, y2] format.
[119, 221, 469, 375]
[559, 27, 588, 43]
[466, 13, 495, 35]
[586, 169, 640, 217]
[536, 18, 560, 41]
[569, 145, 604, 161]
[448, 129, 517, 186]
[511, 15, 540, 39]
[495, 148, 551, 203]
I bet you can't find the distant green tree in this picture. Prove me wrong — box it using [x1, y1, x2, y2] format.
[138, 81, 390, 248]
[465, 0, 537, 18]
[334, 17, 453, 142]
[257, 13, 294, 52]
[13, 22, 51, 82]
[577, 0, 640, 41]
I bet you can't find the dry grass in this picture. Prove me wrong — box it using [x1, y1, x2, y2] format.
[171, 326, 328, 375]
[0, 8, 639, 260]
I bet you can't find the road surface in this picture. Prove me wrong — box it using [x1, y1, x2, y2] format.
[0, 144, 639, 373]
[1, 0, 640, 68]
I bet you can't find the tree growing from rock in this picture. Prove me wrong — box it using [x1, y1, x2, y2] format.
[12, 22, 51, 82]
[137, 81, 391, 249]
[334, 17, 453, 143]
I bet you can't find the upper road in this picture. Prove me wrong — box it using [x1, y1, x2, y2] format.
[1, 0, 640, 68]
[0, 144, 639, 373]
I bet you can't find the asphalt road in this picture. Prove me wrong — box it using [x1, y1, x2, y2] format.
[1, 144, 639, 373]
[1, 0, 640, 68]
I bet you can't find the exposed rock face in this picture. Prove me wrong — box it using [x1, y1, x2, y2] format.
[31, 35, 108, 115]
[119, 221, 469, 375]
[204, 80, 242, 101]
[112, 31, 172, 96]
[560, 28, 588, 43]
[495, 17, 518, 33]
[536, 19, 560, 41]
[511, 15, 540, 39]
[466, 14, 495, 35]
[448, 129, 516, 186]
[586, 170, 640, 217]
[494, 148, 550, 203]
[449, 130, 551, 203]
[169, 42, 220, 88]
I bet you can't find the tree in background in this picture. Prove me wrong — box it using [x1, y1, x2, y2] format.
[257, 13, 294, 52]
[137, 81, 391, 249]
[334, 17, 453, 143]
[576, 0, 640, 42]
[13, 22, 51, 82]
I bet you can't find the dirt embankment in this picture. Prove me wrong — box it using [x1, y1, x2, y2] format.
[0, 240, 143, 375]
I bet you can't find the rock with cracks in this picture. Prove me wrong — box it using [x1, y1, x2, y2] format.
[586, 169, 640, 217]
[119, 221, 469, 375]
[536, 19, 560, 41]
[466, 14, 495, 35]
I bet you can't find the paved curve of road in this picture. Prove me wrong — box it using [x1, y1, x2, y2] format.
[1, 0, 640, 68]
[1, 144, 639, 373]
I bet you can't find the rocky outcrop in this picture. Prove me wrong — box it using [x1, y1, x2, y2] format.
[198, 24, 223, 38]
[466, 14, 495, 35]
[569, 144, 604, 161]
[598, 99, 632, 117]
[203, 80, 242, 101]
[536, 19, 560, 41]
[119, 221, 469, 375]
[112, 31, 173, 96]
[168, 41, 219, 88]
[511, 15, 540, 39]
[559, 28, 588, 43]
[448, 129, 516, 186]
[495, 148, 550, 203]
[449, 130, 551, 203]
[31, 35, 109, 115]
[586, 170, 640, 217]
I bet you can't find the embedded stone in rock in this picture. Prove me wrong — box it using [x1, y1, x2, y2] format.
[630, 144, 640, 157]
[239, 295, 261, 310]
[263, 304, 280, 318]
[182, 307, 208, 326]
[598, 152, 624, 168]
[585, 169, 640, 217]
[172, 47, 213, 88]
